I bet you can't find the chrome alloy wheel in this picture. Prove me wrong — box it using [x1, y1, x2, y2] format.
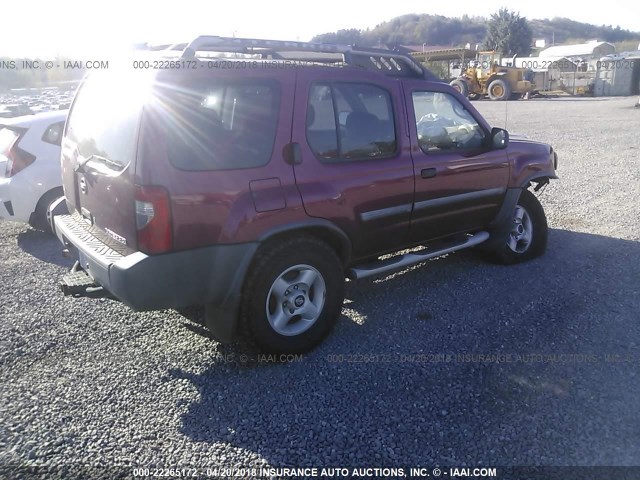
[508, 205, 534, 253]
[265, 264, 326, 336]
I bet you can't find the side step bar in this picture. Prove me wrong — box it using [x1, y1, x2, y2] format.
[348, 231, 490, 280]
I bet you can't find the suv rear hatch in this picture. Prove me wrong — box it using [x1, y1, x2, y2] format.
[61, 71, 150, 252]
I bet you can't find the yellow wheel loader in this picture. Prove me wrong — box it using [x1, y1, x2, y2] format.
[450, 51, 534, 101]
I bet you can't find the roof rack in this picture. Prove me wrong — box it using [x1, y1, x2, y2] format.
[142, 36, 439, 80]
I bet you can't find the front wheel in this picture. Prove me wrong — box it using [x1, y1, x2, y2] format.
[486, 189, 548, 264]
[450, 79, 469, 98]
[239, 236, 345, 353]
[488, 78, 512, 101]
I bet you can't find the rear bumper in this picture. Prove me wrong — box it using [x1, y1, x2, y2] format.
[0, 177, 15, 220]
[53, 212, 258, 337]
[0, 174, 48, 224]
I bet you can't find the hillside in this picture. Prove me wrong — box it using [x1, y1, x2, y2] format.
[312, 14, 640, 49]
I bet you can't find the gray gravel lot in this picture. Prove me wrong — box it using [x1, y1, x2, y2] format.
[1, 96, 639, 478]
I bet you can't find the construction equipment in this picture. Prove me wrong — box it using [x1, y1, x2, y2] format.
[450, 51, 534, 101]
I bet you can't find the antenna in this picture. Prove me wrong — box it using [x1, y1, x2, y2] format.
[504, 98, 509, 130]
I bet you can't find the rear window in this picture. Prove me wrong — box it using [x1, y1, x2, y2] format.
[148, 80, 280, 171]
[66, 73, 144, 169]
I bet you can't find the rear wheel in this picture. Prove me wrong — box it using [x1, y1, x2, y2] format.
[488, 79, 512, 101]
[239, 236, 345, 353]
[29, 187, 64, 233]
[450, 79, 469, 98]
[486, 189, 548, 264]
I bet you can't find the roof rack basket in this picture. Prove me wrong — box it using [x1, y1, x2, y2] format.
[148, 35, 439, 80]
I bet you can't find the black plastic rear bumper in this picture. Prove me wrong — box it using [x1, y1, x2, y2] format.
[52, 211, 257, 342]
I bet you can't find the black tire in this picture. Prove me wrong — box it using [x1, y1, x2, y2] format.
[29, 187, 64, 233]
[487, 78, 512, 101]
[468, 93, 482, 101]
[450, 79, 469, 98]
[239, 236, 345, 354]
[486, 189, 548, 265]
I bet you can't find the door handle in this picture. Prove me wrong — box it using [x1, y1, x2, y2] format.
[421, 168, 437, 179]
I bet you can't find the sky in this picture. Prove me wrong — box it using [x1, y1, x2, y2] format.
[0, 0, 638, 57]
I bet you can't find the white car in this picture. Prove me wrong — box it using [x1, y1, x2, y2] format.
[0, 110, 68, 231]
[0, 104, 34, 118]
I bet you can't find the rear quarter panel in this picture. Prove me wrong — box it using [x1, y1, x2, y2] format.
[17, 118, 64, 192]
[137, 68, 309, 251]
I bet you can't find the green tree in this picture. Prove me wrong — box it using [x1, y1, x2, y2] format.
[483, 8, 533, 56]
[313, 29, 363, 45]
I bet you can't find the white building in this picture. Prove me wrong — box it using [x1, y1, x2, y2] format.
[539, 40, 615, 60]
[594, 52, 640, 96]
[501, 56, 577, 91]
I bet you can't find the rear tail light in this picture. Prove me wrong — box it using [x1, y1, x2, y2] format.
[134, 185, 172, 254]
[5, 147, 36, 177]
[2, 130, 35, 177]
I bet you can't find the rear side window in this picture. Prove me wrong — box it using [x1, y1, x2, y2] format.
[306, 82, 397, 162]
[149, 81, 280, 171]
[66, 73, 144, 169]
[42, 121, 65, 146]
[306, 85, 338, 159]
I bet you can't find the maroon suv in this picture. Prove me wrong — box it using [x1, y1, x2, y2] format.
[50, 36, 558, 353]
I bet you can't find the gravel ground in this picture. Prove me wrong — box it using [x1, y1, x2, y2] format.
[1, 96, 639, 478]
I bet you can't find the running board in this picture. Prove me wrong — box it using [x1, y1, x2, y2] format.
[348, 231, 490, 280]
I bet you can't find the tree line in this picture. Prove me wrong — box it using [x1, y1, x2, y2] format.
[3, 13, 639, 91]
[312, 13, 640, 56]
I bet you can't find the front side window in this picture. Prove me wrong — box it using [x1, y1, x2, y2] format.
[412, 91, 485, 153]
[306, 82, 396, 162]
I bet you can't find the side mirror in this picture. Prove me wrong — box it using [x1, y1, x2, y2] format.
[491, 127, 509, 149]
